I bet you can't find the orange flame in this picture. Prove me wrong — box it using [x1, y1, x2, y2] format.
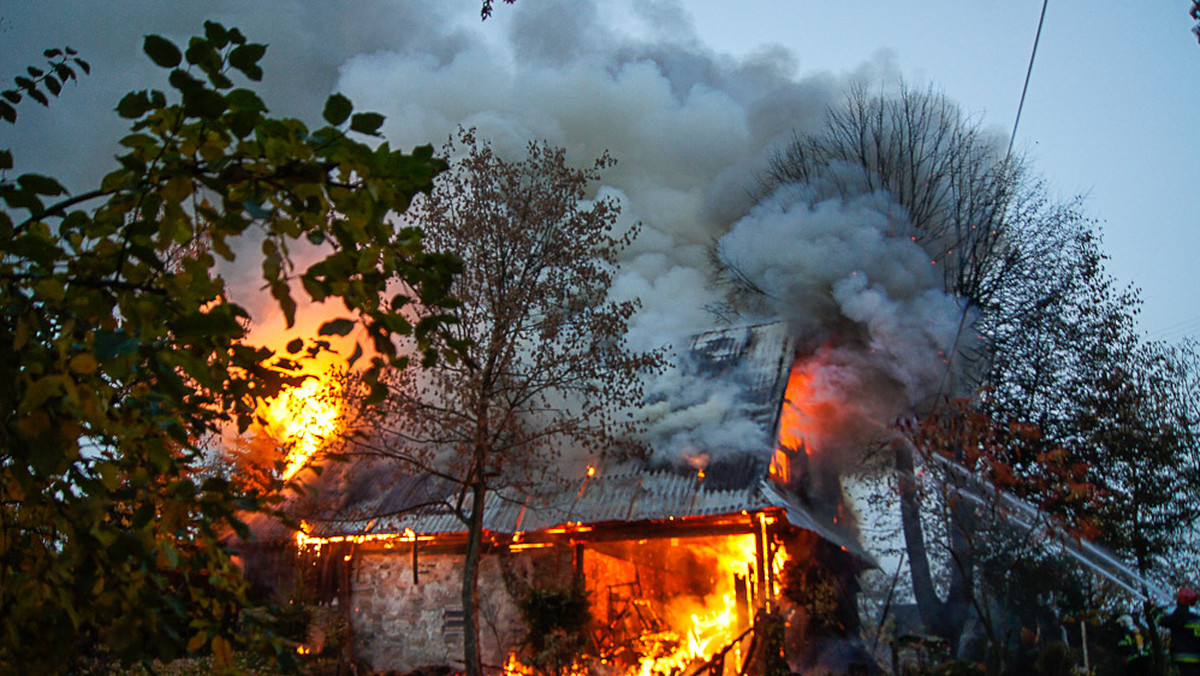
[506, 530, 788, 676]
[624, 534, 781, 676]
[295, 522, 425, 555]
[772, 364, 815, 486]
[261, 376, 343, 480]
[777, 365, 813, 452]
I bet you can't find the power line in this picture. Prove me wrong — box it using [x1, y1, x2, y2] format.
[1009, 0, 1050, 158]
[1149, 313, 1200, 342]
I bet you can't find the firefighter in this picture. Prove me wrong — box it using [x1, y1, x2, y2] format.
[1116, 613, 1153, 676]
[1157, 586, 1200, 676]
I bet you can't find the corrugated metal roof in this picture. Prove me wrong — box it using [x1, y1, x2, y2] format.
[239, 461, 874, 566]
[303, 462, 782, 538]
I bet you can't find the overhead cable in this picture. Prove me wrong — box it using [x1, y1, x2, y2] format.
[1009, 0, 1050, 158]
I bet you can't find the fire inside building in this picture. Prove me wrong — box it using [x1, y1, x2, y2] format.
[237, 323, 880, 675]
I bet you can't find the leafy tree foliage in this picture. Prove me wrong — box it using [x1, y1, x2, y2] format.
[0, 22, 458, 672]
[980, 226, 1125, 436]
[900, 204, 1200, 658]
[983, 212, 1200, 584]
[516, 585, 592, 676]
[0, 46, 90, 123]
[896, 398, 1103, 663]
[348, 128, 661, 676]
[1069, 339, 1200, 576]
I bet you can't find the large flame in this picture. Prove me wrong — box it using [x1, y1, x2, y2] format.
[507, 528, 788, 676]
[771, 363, 815, 485]
[626, 532, 785, 676]
[262, 376, 343, 480]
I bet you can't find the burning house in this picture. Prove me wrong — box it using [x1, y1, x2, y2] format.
[239, 322, 878, 674]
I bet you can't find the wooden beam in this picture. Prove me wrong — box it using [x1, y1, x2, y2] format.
[348, 508, 787, 555]
[755, 513, 768, 610]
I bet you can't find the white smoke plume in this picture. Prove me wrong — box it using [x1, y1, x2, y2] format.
[718, 186, 966, 405]
[324, 1, 922, 465]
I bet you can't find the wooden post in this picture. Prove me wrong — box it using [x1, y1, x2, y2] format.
[735, 574, 750, 632]
[754, 513, 768, 610]
[573, 542, 585, 588]
[412, 539, 419, 585]
[765, 524, 776, 605]
[341, 543, 357, 665]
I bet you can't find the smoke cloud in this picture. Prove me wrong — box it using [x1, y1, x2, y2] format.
[6, 0, 969, 469]
[718, 186, 966, 405]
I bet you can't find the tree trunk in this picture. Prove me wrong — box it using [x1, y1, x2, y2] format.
[462, 478, 487, 676]
[894, 440, 943, 632]
[895, 439, 976, 651]
[943, 487, 976, 651]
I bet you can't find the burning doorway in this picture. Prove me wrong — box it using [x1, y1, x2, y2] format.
[566, 529, 782, 676]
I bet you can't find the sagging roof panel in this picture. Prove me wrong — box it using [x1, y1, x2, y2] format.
[683, 322, 794, 437]
[296, 459, 875, 562]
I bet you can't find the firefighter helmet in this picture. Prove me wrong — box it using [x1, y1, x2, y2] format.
[1177, 587, 1199, 607]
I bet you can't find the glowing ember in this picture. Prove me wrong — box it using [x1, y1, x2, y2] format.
[262, 377, 342, 480]
[295, 522, 423, 555]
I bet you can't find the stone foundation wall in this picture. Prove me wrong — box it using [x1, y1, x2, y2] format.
[350, 546, 574, 672]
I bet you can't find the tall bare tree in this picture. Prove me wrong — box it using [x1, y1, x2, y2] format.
[766, 83, 1021, 317]
[730, 83, 1096, 398]
[727, 83, 1119, 656]
[351, 128, 661, 676]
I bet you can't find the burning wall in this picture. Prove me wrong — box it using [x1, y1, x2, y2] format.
[306, 513, 795, 675]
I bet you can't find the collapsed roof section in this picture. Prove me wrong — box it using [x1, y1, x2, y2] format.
[642, 322, 797, 464]
[682, 321, 796, 443]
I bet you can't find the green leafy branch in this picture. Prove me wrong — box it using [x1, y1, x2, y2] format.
[0, 21, 462, 671]
[0, 47, 90, 123]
